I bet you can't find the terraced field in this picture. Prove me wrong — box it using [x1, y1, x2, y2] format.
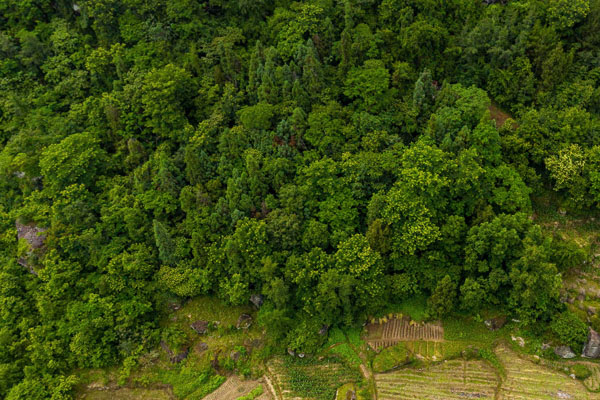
[375, 359, 498, 400]
[584, 364, 600, 392]
[266, 357, 361, 400]
[366, 318, 444, 351]
[203, 376, 270, 400]
[497, 345, 597, 400]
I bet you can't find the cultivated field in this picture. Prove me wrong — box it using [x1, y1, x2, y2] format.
[266, 357, 361, 400]
[77, 388, 172, 400]
[366, 317, 443, 351]
[375, 359, 498, 400]
[585, 364, 600, 392]
[496, 345, 597, 400]
[203, 376, 270, 400]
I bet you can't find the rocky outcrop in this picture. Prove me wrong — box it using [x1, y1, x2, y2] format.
[582, 329, 600, 358]
[160, 340, 189, 363]
[250, 294, 263, 309]
[16, 221, 47, 274]
[16, 221, 47, 249]
[236, 313, 252, 329]
[554, 346, 576, 359]
[484, 316, 507, 331]
[190, 320, 209, 335]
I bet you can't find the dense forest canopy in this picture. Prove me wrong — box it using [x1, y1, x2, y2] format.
[1, 0, 600, 397]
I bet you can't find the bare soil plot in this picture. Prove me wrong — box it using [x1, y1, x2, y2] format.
[203, 375, 269, 400]
[496, 345, 598, 400]
[375, 359, 498, 400]
[366, 317, 443, 351]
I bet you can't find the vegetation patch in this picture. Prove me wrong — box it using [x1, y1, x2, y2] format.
[375, 359, 498, 400]
[268, 356, 361, 400]
[496, 345, 591, 399]
[373, 343, 410, 373]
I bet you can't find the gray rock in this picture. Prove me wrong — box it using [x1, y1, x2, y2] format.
[250, 294, 263, 309]
[16, 221, 47, 249]
[190, 320, 209, 335]
[236, 313, 252, 329]
[557, 390, 573, 399]
[582, 329, 600, 358]
[319, 325, 329, 335]
[554, 346, 576, 359]
[484, 316, 507, 331]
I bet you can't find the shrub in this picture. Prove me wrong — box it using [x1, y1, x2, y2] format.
[571, 364, 592, 380]
[550, 311, 588, 353]
[372, 343, 410, 373]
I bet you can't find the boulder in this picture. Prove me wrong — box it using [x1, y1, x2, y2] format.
[484, 316, 507, 331]
[236, 313, 253, 329]
[190, 320, 209, 335]
[582, 329, 600, 358]
[554, 346, 576, 359]
[511, 335, 525, 347]
[171, 347, 189, 363]
[250, 294, 264, 309]
[161, 341, 189, 363]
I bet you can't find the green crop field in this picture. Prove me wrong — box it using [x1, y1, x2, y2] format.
[267, 357, 361, 400]
[496, 345, 598, 400]
[375, 359, 498, 399]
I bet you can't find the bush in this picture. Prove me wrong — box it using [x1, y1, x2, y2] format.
[372, 343, 410, 373]
[550, 311, 588, 353]
[571, 364, 592, 380]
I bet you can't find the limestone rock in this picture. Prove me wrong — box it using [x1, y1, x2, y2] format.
[582, 329, 600, 358]
[554, 346, 576, 359]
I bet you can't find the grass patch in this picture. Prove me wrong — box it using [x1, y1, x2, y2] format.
[157, 364, 225, 399]
[336, 383, 355, 400]
[443, 317, 502, 343]
[393, 294, 429, 321]
[330, 343, 362, 367]
[235, 384, 263, 400]
[372, 343, 410, 373]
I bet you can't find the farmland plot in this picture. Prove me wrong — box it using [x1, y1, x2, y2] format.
[366, 317, 443, 351]
[266, 357, 361, 400]
[585, 364, 600, 392]
[202, 376, 270, 400]
[496, 345, 598, 400]
[375, 359, 498, 400]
